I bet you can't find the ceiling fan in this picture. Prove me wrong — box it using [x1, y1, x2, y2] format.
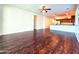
[39, 6, 51, 13]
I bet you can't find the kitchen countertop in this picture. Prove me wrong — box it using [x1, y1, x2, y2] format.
[50, 25, 79, 41]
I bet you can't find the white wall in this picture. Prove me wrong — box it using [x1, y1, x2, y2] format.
[2, 6, 37, 35]
[0, 5, 3, 35]
[75, 6, 79, 33]
[0, 5, 49, 35]
[45, 17, 52, 28]
[75, 5, 79, 41]
[77, 5, 79, 25]
[75, 6, 79, 25]
[36, 15, 43, 29]
[36, 15, 50, 29]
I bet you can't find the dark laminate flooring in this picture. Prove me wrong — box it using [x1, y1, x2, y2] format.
[0, 29, 79, 54]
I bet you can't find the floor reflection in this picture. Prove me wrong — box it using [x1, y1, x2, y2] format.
[0, 29, 79, 54]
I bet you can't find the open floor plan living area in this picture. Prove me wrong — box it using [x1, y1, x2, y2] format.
[0, 4, 79, 54]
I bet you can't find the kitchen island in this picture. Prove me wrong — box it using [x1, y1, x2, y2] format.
[50, 25, 79, 41]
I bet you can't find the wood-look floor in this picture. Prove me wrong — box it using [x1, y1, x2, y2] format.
[0, 29, 79, 54]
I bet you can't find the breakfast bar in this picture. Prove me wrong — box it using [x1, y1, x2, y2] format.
[50, 25, 79, 41]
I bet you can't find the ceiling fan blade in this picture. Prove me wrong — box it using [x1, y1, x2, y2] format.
[38, 9, 43, 12]
[45, 8, 51, 10]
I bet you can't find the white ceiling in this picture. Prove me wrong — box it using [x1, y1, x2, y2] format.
[8, 4, 76, 17]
